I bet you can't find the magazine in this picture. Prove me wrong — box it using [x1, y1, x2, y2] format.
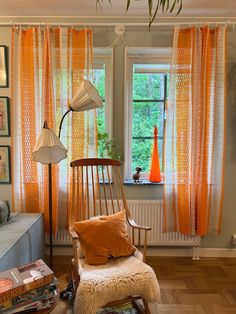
[6, 291, 58, 314]
[0, 282, 58, 313]
[0, 260, 54, 304]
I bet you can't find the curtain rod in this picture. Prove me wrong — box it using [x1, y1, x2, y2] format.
[0, 20, 235, 28]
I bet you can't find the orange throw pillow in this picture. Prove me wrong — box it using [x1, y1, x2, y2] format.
[74, 210, 136, 265]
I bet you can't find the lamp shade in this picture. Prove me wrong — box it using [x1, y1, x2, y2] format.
[32, 126, 67, 165]
[70, 79, 103, 112]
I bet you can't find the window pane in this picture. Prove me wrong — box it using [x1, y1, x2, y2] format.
[132, 138, 163, 174]
[93, 66, 106, 134]
[97, 103, 106, 134]
[92, 67, 105, 99]
[133, 70, 166, 100]
[92, 66, 106, 158]
[132, 101, 164, 138]
[131, 64, 168, 177]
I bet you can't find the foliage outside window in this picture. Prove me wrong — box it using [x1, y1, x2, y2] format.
[132, 67, 169, 175]
[91, 51, 113, 159]
[92, 66, 106, 138]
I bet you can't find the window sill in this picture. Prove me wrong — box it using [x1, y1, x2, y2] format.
[123, 179, 163, 186]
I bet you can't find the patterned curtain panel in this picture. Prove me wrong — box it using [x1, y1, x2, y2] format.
[164, 26, 226, 236]
[11, 27, 96, 233]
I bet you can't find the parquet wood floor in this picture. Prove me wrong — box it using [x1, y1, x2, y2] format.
[49, 255, 236, 314]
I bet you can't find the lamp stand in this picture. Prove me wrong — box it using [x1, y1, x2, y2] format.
[58, 108, 72, 139]
[42, 121, 53, 269]
[48, 163, 53, 269]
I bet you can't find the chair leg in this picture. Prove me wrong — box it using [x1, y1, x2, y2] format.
[132, 299, 151, 314]
[143, 299, 151, 314]
[60, 260, 80, 302]
[70, 258, 79, 295]
[70, 259, 79, 281]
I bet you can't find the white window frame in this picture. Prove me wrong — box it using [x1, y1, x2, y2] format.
[94, 48, 113, 137]
[124, 47, 171, 180]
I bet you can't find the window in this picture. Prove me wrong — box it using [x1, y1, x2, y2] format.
[91, 48, 113, 158]
[124, 48, 171, 181]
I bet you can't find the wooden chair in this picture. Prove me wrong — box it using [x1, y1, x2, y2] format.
[69, 158, 160, 314]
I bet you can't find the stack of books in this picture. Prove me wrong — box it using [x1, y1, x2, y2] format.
[0, 260, 58, 313]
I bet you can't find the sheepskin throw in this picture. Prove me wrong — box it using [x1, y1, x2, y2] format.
[74, 253, 161, 314]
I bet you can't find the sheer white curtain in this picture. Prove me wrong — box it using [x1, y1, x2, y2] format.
[164, 26, 226, 236]
[11, 27, 97, 233]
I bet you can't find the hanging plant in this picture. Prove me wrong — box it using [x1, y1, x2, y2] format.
[96, 0, 183, 29]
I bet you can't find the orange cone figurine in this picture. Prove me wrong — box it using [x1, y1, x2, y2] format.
[149, 125, 161, 182]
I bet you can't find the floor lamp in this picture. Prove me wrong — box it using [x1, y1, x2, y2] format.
[32, 121, 67, 269]
[32, 79, 103, 269]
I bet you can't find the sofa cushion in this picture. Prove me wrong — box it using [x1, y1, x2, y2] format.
[0, 201, 10, 227]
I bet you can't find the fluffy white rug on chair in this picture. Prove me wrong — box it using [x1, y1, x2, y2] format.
[74, 254, 161, 314]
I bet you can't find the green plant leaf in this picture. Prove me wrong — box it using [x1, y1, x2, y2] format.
[160, 0, 165, 13]
[148, 0, 160, 30]
[170, 0, 177, 13]
[97, 0, 183, 29]
[165, 0, 170, 13]
[126, 0, 131, 12]
[176, 0, 183, 16]
[148, 0, 153, 18]
[96, 0, 112, 12]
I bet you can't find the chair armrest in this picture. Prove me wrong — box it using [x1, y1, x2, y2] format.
[69, 228, 79, 274]
[127, 216, 150, 262]
[69, 228, 79, 240]
[127, 217, 151, 231]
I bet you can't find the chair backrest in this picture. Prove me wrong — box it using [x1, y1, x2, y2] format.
[70, 158, 130, 225]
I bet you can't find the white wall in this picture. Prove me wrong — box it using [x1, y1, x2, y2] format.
[0, 27, 11, 205]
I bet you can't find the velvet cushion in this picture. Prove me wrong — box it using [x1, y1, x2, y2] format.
[74, 210, 136, 265]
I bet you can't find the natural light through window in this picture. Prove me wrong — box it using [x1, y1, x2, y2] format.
[125, 48, 171, 181]
[91, 49, 113, 158]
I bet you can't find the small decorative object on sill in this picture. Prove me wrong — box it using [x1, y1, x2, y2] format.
[149, 125, 161, 183]
[133, 166, 142, 183]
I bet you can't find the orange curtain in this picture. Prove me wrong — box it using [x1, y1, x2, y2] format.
[11, 27, 96, 233]
[164, 26, 226, 236]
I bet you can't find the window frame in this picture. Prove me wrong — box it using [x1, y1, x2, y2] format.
[93, 48, 113, 138]
[124, 47, 171, 181]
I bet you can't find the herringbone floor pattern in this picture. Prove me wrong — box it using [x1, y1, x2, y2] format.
[147, 256, 236, 313]
[50, 255, 236, 314]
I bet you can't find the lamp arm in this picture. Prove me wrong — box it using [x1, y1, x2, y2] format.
[58, 108, 72, 139]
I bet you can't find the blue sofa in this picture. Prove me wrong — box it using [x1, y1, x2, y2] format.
[0, 212, 44, 272]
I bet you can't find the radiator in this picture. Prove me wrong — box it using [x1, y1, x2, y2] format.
[128, 200, 201, 247]
[49, 200, 201, 247]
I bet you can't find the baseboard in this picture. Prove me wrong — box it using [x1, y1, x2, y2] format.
[45, 245, 236, 258]
[198, 248, 236, 257]
[147, 247, 236, 258]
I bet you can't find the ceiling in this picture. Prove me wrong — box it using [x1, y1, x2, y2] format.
[1, 0, 236, 18]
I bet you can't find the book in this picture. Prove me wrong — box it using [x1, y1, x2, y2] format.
[0, 281, 58, 313]
[0, 260, 54, 304]
[5, 289, 58, 314]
